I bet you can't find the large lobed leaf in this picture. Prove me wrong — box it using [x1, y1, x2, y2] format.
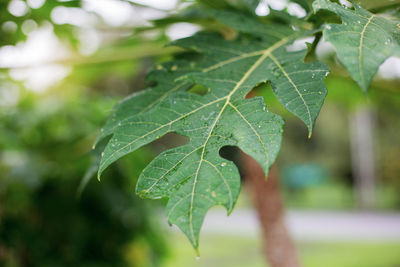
[97, 11, 329, 250]
[313, 0, 400, 92]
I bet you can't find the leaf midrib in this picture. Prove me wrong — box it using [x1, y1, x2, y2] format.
[358, 14, 376, 87]
[187, 42, 281, 245]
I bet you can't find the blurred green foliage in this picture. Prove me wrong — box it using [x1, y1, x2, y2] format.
[0, 0, 80, 46]
[0, 161, 166, 267]
[0, 80, 167, 266]
[0, 0, 171, 265]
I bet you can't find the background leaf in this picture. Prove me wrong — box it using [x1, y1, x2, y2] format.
[313, 0, 400, 91]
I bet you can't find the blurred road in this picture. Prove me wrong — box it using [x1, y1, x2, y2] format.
[168, 209, 400, 241]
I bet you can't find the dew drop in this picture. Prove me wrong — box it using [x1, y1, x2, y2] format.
[101, 152, 104, 157]
[263, 106, 266, 111]
[357, 20, 361, 24]
[221, 162, 227, 167]
[326, 25, 331, 30]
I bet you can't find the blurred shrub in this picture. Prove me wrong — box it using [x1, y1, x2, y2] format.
[0, 81, 166, 266]
[0, 166, 166, 267]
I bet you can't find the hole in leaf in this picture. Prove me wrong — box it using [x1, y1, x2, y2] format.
[219, 146, 266, 181]
[151, 132, 190, 154]
[219, 145, 240, 163]
[286, 37, 315, 52]
[186, 84, 209, 95]
[219, 145, 245, 178]
[245, 81, 269, 99]
[309, 9, 341, 25]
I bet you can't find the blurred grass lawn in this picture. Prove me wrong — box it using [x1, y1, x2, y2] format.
[283, 183, 399, 210]
[164, 233, 400, 267]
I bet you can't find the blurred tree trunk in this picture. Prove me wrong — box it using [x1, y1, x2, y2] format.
[242, 153, 300, 267]
[349, 106, 377, 209]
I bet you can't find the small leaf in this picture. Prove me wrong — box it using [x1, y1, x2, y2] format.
[313, 0, 400, 92]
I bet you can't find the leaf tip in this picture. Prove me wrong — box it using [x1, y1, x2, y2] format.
[355, 78, 370, 94]
[137, 190, 147, 199]
[360, 84, 369, 94]
[93, 133, 103, 149]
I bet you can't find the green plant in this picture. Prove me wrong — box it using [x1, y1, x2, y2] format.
[95, 0, 400, 254]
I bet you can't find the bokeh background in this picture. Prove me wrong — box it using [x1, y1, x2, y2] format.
[0, 0, 399, 266]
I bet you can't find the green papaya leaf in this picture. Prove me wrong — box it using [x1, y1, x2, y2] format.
[97, 13, 328, 251]
[313, 0, 400, 91]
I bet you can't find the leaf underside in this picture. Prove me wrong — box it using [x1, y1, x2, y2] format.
[96, 10, 329, 250]
[313, 0, 400, 92]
